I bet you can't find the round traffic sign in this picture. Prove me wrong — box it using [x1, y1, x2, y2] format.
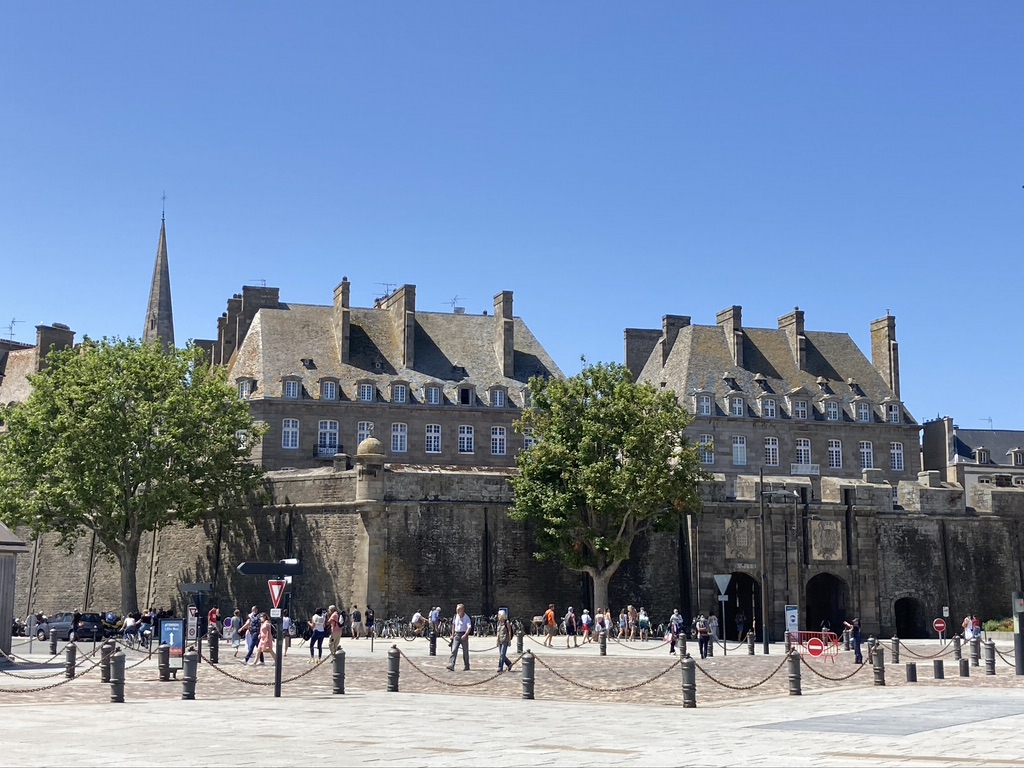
[933, 618, 946, 633]
[806, 636, 825, 657]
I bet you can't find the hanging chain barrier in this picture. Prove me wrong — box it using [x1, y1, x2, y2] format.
[0, 649, 104, 695]
[533, 652, 681, 693]
[523, 633, 580, 650]
[195, 649, 332, 687]
[608, 636, 673, 652]
[993, 645, 1017, 666]
[900, 640, 956, 660]
[798, 654, 871, 681]
[396, 646, 517, 688]
[694, 652, 791, 690]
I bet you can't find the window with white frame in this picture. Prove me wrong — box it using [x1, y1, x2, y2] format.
[796, 438, 811, 465]
[762, 398, 776, 418]
[392, 384, 407, 404]
[793, 399, 808, 419]
[391, 423, 408, 453]
[238, 379, 252, 400]
[828, 439, 842, 469]
[320, 380, 337, 401]
[697, 394, 713, 416]
[890, 442, 904, 471]
[491, 389, 506, 408]
[857, 402, 871, 422]
[491, 426, 507, 455]
[699, 434, 714, 464]
[825, 401, 840, 421]
[357, 421, 373, 444]
[458, 425, 474, 453]
[730, 396, 744, 417]
[425, 424, 441, 454]
[317, 420, 339, 457]
[284, 379, 300, 399]
[732, 435, 746, 465]
[425, 385, 441, 405]
[887, 403, 901, 424]
[1014, 451, 1024, 467]
[976, 448, 990, 464]
[358, 383, 375, 402]
[282, 418, 299, 450]
[523, 427, 538, 450]
[764, 437, 779, 466]
[859, 441, 874, 469]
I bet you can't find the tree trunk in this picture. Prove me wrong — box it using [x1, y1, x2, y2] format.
[587, 561, 623, 613]
[117, 537, 141, 614]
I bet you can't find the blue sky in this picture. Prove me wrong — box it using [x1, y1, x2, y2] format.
[2, 4, 1022, 430]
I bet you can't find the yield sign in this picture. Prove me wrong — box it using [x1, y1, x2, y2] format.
[713, 574, 732, 595]
[268, 580, 287, 609]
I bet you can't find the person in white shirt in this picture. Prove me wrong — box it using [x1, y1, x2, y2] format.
[447, 603, 473, 671]
[411, 610, 426, 636]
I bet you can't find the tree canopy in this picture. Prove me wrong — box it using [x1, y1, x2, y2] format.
[0, 338, 267, 612]
[510, 361, 707, 613]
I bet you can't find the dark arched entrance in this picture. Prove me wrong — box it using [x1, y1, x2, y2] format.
[805, 573, 847, 634]
[721, 572, 759, 642]
[894, 597, 928, 639]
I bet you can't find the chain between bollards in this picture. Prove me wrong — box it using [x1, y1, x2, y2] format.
[109, 649, 125, 703]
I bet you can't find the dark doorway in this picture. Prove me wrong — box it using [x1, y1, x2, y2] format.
[805, 573, 847, 634]
[894, 597, 928, 639]
[721, 572, 759, 642]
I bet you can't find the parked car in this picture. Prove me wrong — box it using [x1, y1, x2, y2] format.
[46, 611, 104, 642]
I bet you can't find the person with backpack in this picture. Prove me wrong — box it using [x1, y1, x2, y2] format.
[695, 614, 711, 659]
[327, 605, 344, 657]
[563, 607, 579, 648]
[350, 604, 363, 639]
[668, 608, 684, 655]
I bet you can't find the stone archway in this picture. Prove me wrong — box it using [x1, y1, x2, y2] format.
[805, 573, 847, 634]
[894, 596, 928, 639]
[721, 572, 759, 642]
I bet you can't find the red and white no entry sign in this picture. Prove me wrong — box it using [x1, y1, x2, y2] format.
[806, 636, 825, 657]
[933, 617, 946, 634]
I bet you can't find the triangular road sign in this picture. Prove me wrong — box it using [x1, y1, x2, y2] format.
[714, 573, 732, 595]
[268, 579, 286, 609]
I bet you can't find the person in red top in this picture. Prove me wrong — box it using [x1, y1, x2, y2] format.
[543, 604, 556, 647]
[207, 606, 220, 637]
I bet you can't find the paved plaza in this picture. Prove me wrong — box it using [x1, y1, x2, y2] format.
[3, 634, 1024, 766]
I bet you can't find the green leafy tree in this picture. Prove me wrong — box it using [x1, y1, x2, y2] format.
[0, 338, 267, 613]
[511, 361, 707, 614]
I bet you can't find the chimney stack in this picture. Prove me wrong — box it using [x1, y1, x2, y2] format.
[333, 277, 352, 364]
[716, 306, 743, 367]
[494, 290, 514, 377]
[778, 308, 807, 371]
[35, 323, 75, 371]
[870, 313, 900, 398]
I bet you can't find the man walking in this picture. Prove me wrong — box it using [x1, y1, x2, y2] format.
[327, 604, 344, 656]
[350, 604, 363, 639]
[240, 605, 261, 665]
[447, 603, 472, 671]
[543, 603, 556, 647]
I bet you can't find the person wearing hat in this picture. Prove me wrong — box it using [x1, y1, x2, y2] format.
[581, 609, 593, 643]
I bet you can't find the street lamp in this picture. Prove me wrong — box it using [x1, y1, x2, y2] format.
[757, 468, 800, 655]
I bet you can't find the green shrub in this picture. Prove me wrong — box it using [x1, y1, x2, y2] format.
[983, 618, 1013, 632]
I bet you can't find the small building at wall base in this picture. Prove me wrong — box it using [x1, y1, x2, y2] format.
[0, 522, 29, 658]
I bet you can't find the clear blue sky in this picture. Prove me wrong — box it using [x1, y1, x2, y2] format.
[3, 4, 1022, 430]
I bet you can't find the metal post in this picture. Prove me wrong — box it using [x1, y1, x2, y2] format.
[208, 627, 219, 665]
[1014, 591, 1024, 676]
[65, 642, 77, 679]
[109, 650, 125, 703]
[181, 649, 198, 700]
[785, 632, 792, 653]
[872, 644, 885, 686]
[333, 647, 346, 694]
[759, 469, 769, 655]
[599, 628, 607, 656]
[100, 641, 114, 684]
[953, 635, 961, 660]
[521, 650, 535, 700]
[428, 630, 437, 657]
[891, 636, 900, 665]
[906, 661, 917, 682]
[985, 640, 996, 675]
[970, 636, 980, 667]
[387, 645, 400, 692]
[788, 649, 801, 695]
[49, 628, 58, 656]
[707, 631, 714, 657]
[158, 643, 171, 681]
[681, 654, 696, 708]
[959, 658, 970, 677]
[933, 659, 944, 679]
[516, 630, 523, 655]
[747, 630, 755, 655]
[842, 628, 851, 651]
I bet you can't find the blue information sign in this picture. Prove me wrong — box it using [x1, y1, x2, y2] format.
[160, 618, 185, 669]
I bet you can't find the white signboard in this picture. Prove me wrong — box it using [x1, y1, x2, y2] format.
[186, 604, 198, 641]
[785, 604, 799, 641]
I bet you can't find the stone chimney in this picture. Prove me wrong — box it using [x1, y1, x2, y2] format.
[375, 284, 416, 369]
[35, 323, 75, 371]
[624, 328, 662, 382]
[333, 277, 352, 364]
[716, 306, 743, 367]
[493, 290, 514, 377]
[870, 313, 900, 399]
[778, 308, 806, 371]
[660, 315, 690, 366]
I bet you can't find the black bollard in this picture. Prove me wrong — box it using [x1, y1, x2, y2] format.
[785, 632, 792, 653]
[100, 641, 114, 684]
[707, 633, 714, 657]
[516, 630, 523, 655]
[788, 649, 801, 695]
[906, 661, 917, 682]
[747, 630, 755, 656]
[933, 659, 944, 679]
[49, 628, 58, 656]
[959, 658, 970, 677]
[872, 644, 885, 686]
[681, 654, 696, 708]
[208, 629, 219, 665]
[599, 629, 607, 656]
[953, 635, 962, 660]
[182, 650, 198, 700]
[65, 642, 77, 679]
[333, 647, 346, 694]
[679, 635, 687, 659]
[970, 636, 980, 667]
[522, 650, 535, 700]
[985, 640, 996, 676]
[158, 643, 171, 682]
[891, 636, 900, 665]
[428, 630, 437, 657]
[109, 650, 125, 703]
[387, 645, 400, 692]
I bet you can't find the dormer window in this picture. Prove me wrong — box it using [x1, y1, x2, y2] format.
[825, 400, 840, 422]
[976, 447, 990, 464]
[458, 385, 476, 406]
[283, 379, 301, 399]
[792, 399, 808, 420]
[1010, 448, 1024, 467]
[887, 403, 901, 424]
[358, 383, 375, 402]
[392, 383, 408, 404]
[729, 396, 745, 417]
[320, 380, 337, 401]
[490, 388, 506, 408]
[425, 384, 442, 405]
[237, 378, 254, 400]
[856, 402, 872, 423]
[760, 397, 776, 418]
[695, 393, 713, 417]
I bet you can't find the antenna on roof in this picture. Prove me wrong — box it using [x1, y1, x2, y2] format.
[4, 318, 23, 341]
[161, 191, 166, 221]
[446, 296, 466, 313]
[247, 279, 267, 287]
[376, 282, 397, 296]
[981, 417, 994, 429]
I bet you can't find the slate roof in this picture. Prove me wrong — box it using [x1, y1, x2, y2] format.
[950, 429, 1024, 466]
[0, 521, 28, 554]
[638, 322, 916, 423]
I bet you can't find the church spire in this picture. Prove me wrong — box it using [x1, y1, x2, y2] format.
[143, 213, 175, 351]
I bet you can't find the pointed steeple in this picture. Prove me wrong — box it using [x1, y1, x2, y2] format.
[143, 213, 175, 351]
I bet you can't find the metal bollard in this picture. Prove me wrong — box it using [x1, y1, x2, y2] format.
[953, 635, 961, 660]
[100, 641, 114, 684]
[681, 654, 696, 708]
[788, 649, 801, 695]
[109, 650, 125, 703]
[842, 628, 851, 651]
[906, 661, 917, 682]
[428, 630, 437, 657]
[158, 643, 171, 681]
[933, 659, 944, 679]
[181, 650, 198, 700]
[985, 640, 996, 676]
[516, 630, 523, 655]
[599, 629, 607, 656]
[387, 645, 400, 692]
[891, 636, 900, 665]
[785, 632, 792, 653]
[521, 650, 535, 700]
[65, 642, 77, 679]
[679, 635, 687, 658]
[867, 635, 877, 656]
[208, 629, 219, 665]
[707, 634, 714, 657]
[872, 644, 885, 686]
[970, 636, 980, 667]
[959, 658, 970, 677]
[49, 628, 58, 656]
[747, 630, 755, 655]
[333, 647, 346, 694]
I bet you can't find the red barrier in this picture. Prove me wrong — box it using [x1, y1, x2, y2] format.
[789, 630, 840, 662]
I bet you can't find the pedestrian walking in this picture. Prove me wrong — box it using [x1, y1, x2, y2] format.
[668, 608, 684, 655]
[495, 609, 514, 674]
[447, 603, 472, 671]
[327, 604, 344, 656]
[844, 617, 863, 663]
[365, 605, 375, 638]
[564, 607, 579, 648]
[695, 614, 711, 659]
[543, 604, 556, 647]
[736, 610, 746, 641]
[350, 604, 363, 639]
[229, 609, 243, 656]
[282, 609, 292, 655]
[250, 612, 275, 666]
[308, 608, 326, 663]
[240, 606, 261, 664]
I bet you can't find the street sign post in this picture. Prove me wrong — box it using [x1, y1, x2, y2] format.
[186, 605, 198, 643]
[236, 560, 301, 698]
[933, 617, 946, 639]
[236, 561, 304, 577]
